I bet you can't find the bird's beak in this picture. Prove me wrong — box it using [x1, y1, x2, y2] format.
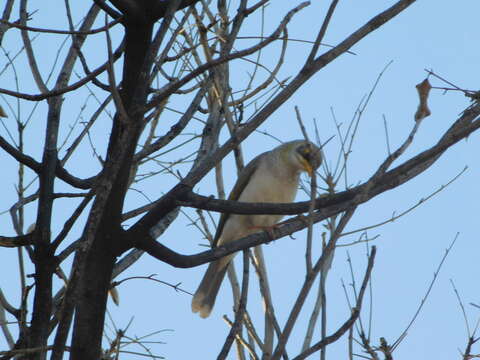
[305, 163, 314, 177]
[301, 158, 314, 177]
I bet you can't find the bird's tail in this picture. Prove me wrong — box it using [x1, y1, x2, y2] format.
[191, 259, 229, 318]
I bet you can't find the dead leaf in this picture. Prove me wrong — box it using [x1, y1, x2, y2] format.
[414, 78, 432, 122]
[109, 285, 120, 306]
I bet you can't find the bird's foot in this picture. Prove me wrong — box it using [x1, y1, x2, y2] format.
[282, 214, 318, 228]
[249, 224, 279, 243]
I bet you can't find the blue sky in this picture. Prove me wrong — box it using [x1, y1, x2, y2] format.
[1, 0, 480, 359]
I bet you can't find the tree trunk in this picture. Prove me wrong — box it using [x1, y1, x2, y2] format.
[69, 17, 154, 359]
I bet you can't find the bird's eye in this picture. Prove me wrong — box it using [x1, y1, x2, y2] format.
[297, 144, 312, 161]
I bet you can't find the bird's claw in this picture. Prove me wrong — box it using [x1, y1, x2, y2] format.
[249, 224, 279, 243]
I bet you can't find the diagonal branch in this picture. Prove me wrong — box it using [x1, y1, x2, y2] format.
[0, 42, 123, 101]
[94, 0, 122, 19]
[19, 0, 48, 94]
[143, 1, 310, 114]
[0, 0, 14, 45]
[133, 79, 209, 161]
[0, 134, 98, 189]
[178, 102, 480, 216]
[305, 0, 417, 73]
[305, 0, 339, 64]
[132, 103, 480, 268]
[0, 135, 42, 172]
[127, 0, 422, 239]
[116, 0, 476, 288]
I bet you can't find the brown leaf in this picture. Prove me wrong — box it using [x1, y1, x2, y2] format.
[414, 78, 432, 122]
[109, 286, 120, 306]
[0, 105, 7, 118]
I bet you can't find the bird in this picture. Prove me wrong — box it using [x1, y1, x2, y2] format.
[191, 140, 322, 318]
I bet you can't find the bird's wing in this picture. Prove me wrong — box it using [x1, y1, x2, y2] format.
[212, 153, 266, 247]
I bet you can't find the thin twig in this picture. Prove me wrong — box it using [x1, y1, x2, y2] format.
[340, 166, 467, 239]
[391, 233, 460, 350]
[305, 0, 339, 64]
[450, 279, 471, 337]
[0, 18, 121, 35]
[111, 274, 192, 296]
[292, 246, 377, 360]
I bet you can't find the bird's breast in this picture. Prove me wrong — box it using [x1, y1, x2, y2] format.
[238, 166, 299, 204]
[217, 164, 300, 245]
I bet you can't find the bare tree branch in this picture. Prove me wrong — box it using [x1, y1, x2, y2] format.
[0, 18, 121, 35]
[133, 102, 480, 267]
[292, 246, 376, 360]
[0, 43, 124, 101]
[0, 234, 33, 248]
[217, 250, 250, 360]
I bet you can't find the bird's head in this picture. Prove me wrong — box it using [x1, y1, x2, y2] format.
[281, 140, 322, 176]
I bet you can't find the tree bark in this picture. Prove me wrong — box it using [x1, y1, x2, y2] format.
[70, 13, 154, 359]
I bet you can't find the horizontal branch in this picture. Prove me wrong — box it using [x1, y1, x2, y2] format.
[0, 18, 121, 35]
[0, 234, 32, 248]
[132, 102, 480, 268]
[177, 191, 344, 216]
[0, 42, 123, 101]
[179, 103, 480, 215]
[134, 195, 364, 268]
[127, 0, 473, 247]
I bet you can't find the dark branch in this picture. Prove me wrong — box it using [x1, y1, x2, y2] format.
[305, 0, 339, 63]
[55, 166, 97, 189]
[178, 102, 480, 216]
[133, 77, 209, 161]
[143, 1, 310, 113]
[134, 202, 353, 268]
[94, 0, 122, 19]
[106, 0, 201, 23]
[126, 2, 310, 236]
[0, 42, 123, 101]
[149, 0, 203, 22]
[0, 135, 95, 189]
[0, 234, 33, 248]
[0, 135, 41, 172]
[0, 18, 121, 35]
[132, 103, 480, 267]
[177, 190, 349, 216]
